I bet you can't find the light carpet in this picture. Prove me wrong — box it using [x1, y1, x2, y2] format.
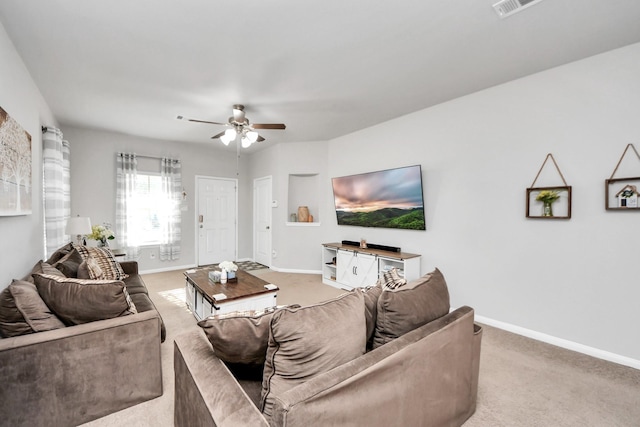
[81, 268, 640, 426]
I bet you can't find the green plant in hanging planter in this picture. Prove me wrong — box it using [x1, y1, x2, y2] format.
[536, 190, 560, 216]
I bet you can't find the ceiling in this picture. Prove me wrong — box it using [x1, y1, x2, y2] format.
[1, 0, 640, 152]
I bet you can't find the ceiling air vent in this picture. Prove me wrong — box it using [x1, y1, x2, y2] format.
[493, 0, 545, 19]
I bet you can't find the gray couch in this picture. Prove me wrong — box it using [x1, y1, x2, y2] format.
[0, 260, 164, 427]
[174, 305, 482, 427]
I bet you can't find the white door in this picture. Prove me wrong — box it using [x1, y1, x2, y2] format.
[254, 176, 272, 267]
[197, 176, 237, 266]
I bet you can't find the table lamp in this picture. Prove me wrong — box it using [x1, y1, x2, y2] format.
[65, 216, 92, 245]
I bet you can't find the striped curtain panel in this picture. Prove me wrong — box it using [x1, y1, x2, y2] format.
[159, 157, 181, 261]
[115, 153, 140, 260]
[42, 127, 70, 258]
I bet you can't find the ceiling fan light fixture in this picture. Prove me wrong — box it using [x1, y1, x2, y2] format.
[220, 128, 236, 145]
[245, 131, 259, 143]
[179, 105, 286, 148]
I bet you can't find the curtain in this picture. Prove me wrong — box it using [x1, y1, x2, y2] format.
[42, 127, 70, 258]
[160, 157, 181, 261]
[115, 153, 140, 260]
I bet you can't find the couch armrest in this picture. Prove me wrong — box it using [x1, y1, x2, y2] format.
[174, 330, 269, 427]
[271, 306, 481, 427]
[119, 260, 139, 275]
[0, 310, 163, 427]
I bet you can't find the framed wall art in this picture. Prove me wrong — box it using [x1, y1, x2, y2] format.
[0, 106, 32, 216]
[605, 144, 640, 211]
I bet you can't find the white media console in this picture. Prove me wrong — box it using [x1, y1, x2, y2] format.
[321, 242, 421, 290]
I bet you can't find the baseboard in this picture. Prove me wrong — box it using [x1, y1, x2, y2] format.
[269, 265, 322, 275]
[475, 313, 640, 370]
[139, 264, 196, 275]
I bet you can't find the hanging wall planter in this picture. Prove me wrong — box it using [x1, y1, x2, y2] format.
[526, 153, 572, 220]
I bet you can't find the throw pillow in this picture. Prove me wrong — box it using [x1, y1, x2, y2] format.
[74, 245, 128, 280]
[45, 242, 74, 265]
[260, 291, 366, 419]
[33, 273, 137, 325]
[380, 267, 407, 290]
[0, 280, 66, 337]
[77, 256, 105, 280]
[20, 260, 65, 283]
[54, 248, 84, 278]
[197, 305, 299, 365]
[372, 268, 450, 349]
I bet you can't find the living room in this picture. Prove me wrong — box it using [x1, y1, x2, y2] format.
[1, 1, 640, 425]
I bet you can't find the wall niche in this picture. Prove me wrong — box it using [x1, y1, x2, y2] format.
[287, 173, 320, 225]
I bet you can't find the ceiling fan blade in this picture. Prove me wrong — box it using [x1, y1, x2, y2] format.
[176, 115, 227, 126]
[252, 123, 286, 130]
[210, 131, 225, 139]
[257, 135, 266, 142]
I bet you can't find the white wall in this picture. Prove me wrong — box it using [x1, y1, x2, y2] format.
[248, 141, 330, 271]
[0, 23, 57, 288]
[63, 125, 252, 271]
[325, 42, 640, 362]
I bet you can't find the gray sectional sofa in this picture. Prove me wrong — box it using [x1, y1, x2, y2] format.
[0, 245, 165, 427]
[174, 269, 483, 427]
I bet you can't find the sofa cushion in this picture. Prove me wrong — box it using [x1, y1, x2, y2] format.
[54, 248, 84, 278]
[33, 273, 137, 325]
[260, 291, 366, 419]
[197, 306, 298, 365]
[372, 268, 450, 349]
[77, 256, 105, 280]
[129, 292, 167, 343]
[129, 292, 156, 313]
[123, 274, 149, 295]
[0, 280, 66, 337]
[74, 245, 128, 280]
[361, 284, 382, 345]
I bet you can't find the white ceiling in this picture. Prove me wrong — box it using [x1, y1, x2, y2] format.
[1, 0, 640, 152]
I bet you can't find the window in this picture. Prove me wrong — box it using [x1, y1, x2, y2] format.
[117, 154, 182, 260]
[128, 173, 169, 246]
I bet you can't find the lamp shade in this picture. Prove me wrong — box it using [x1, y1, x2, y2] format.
[66, 216, 92, 236]
[220, 129, 237, 146]
[245, 131, 259, 143]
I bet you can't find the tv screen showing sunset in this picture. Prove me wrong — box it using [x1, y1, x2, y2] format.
[331, 165, 426, 230]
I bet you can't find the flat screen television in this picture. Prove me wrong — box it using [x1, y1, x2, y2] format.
[331, 165, 426, 230]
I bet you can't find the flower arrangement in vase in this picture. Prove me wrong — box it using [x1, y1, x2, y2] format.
[535, 190, 560, 217]
[219, 261, 238, 281]
[87, 223, 115, 247]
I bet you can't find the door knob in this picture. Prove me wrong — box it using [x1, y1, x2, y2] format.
[266, 226, 270, 230]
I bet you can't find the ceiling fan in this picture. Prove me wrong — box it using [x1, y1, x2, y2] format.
[177, 104, 286, 148]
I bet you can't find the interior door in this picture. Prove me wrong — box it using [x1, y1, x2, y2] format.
[197, 176, 237, 266]
[253, 176, 272, 266]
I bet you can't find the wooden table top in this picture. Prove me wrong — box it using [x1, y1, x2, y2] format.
[184, 268, 278, 303]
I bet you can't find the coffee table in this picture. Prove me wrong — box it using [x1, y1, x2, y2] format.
[184, 268, 279, 320]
